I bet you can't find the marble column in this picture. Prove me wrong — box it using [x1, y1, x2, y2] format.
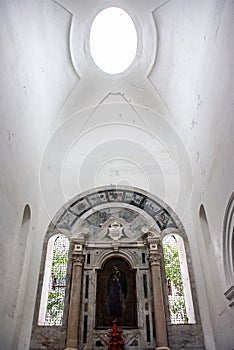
[66, 240, 84, 350]
[147, 233, 170, 350]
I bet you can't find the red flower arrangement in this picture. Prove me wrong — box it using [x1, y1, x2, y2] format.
[108, 322, 126, 350]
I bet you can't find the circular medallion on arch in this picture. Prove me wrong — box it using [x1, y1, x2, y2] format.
[89, 7, 138, 74]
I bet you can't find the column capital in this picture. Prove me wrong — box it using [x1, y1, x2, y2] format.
[72, 253, 85, 265]
[149, 250, 162, 266]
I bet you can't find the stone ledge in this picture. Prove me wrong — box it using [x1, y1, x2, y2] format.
[167, 324, 204, 349]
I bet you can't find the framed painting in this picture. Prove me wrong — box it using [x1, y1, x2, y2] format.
[96, 257, 137, 328]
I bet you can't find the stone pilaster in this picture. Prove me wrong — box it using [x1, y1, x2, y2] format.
[65, 239, 85, 350]
[146, 230, 170, 350]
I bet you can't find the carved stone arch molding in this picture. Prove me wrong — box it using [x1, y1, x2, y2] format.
[52, 185, 184, 235]
[95, 249, 138, 270]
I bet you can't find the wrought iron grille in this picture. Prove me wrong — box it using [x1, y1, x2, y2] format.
[163, 235, 188, 324]
[44, 235, 69, 326]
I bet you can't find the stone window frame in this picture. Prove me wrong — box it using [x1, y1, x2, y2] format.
[223, 192, 234, 307]
[162, 233, 196, 324]
[37, 232, 71, 326]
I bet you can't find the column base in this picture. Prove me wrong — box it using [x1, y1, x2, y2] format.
[156, 347, 170, 350]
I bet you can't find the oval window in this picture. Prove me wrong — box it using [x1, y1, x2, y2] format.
[90, 7, 137, 74]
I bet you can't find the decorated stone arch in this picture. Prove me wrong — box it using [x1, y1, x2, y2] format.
[31, 186, 204, 350]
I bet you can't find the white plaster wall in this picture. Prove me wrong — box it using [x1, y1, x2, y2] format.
[152, 1, 234, 348]
[0, 1, 76, 349]
[0, 0, 233, 349]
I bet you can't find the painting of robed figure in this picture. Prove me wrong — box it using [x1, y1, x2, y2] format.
[96, 257, 137, 328]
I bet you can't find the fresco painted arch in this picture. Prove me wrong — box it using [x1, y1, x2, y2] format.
[52, 186, 184, 234]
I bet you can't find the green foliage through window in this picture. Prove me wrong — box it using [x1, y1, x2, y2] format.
[163, 235, 188, 324]
[44, 236, 69, 326]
